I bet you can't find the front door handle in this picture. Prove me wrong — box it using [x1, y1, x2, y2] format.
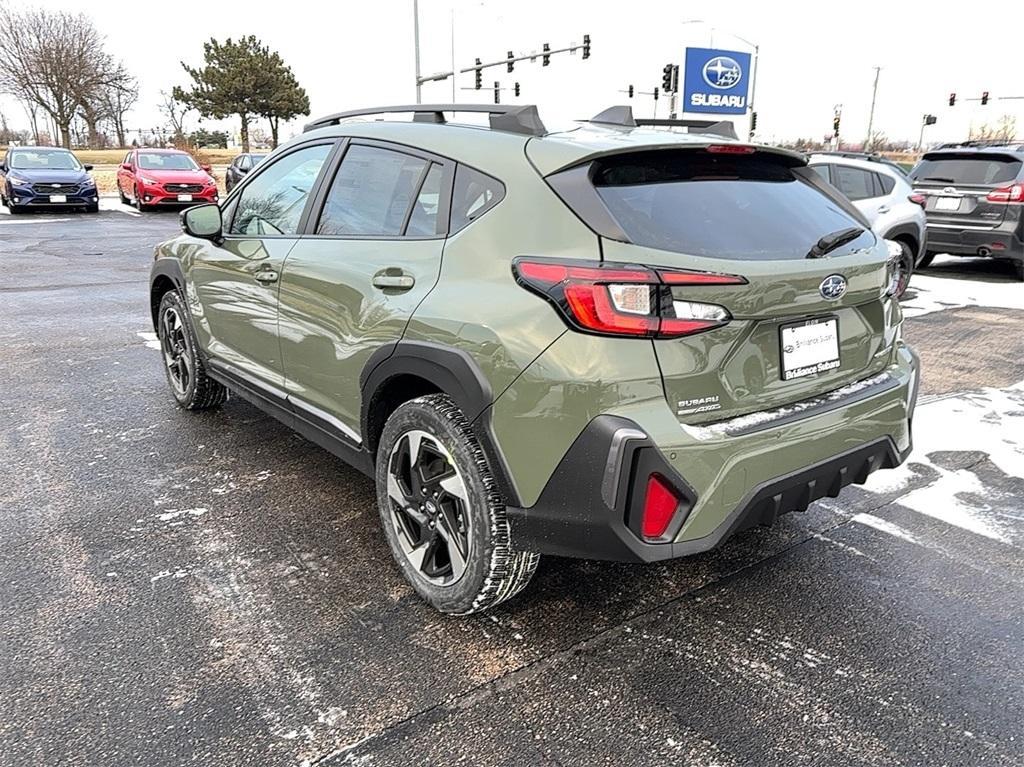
[253, 269, 279, 284]
[372, 270, 415, 290]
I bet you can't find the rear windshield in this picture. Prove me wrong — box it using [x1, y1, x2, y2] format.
[591, 151, 872, 260]
[911, 155, 1022, 186]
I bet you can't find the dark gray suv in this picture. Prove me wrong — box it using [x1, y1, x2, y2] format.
[909, 143, 1024, 281]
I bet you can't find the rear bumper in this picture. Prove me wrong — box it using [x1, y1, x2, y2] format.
[925, 223, 1024, 260]
[507, 344, 919, 563]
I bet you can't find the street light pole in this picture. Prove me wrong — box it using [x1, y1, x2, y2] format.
[413, 0, 422, 104]
[865, 66, 881, 150]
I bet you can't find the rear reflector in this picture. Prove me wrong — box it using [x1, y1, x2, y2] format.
[641, 474, 680, 540]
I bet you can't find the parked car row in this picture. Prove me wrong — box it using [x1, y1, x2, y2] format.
[0, 145, 222, 214]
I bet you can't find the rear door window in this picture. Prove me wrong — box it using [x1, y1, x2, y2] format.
[316, 145, 428, 236]
[590, 151, 872, 261]
[833, 166, 878, 200]
[911, 155, 1023, 186]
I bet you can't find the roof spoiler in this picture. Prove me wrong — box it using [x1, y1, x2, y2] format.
[304, 104, 547, 137]
[586, 106, 737, 139]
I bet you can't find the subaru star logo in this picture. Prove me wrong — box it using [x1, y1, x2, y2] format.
[702, 56, 743, 89]
[819, 275, 847, 300]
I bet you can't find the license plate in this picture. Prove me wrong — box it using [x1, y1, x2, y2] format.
[177, 194, 193, 202]
[780, 317, 840, 381]
[49, 194, 67, 203]
[935, 196, 961, 211]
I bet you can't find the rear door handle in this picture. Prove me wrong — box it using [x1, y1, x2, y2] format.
[253, 269, 279, 284]
[372, 271, 415, 290]
[877, 205, 890, 213]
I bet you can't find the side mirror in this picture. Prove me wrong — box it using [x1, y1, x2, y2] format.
[181, 203, 223, 242]
[83, 163, 94, 171]
[201, 164, 212, 173]
[120, 162, 132, 171]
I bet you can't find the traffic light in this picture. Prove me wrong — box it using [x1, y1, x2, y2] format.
[924, 114, 937, 126]
[542, 43, 550, 66]
[672, 65, 679, 92]
[949, 92, 956, 106]
[981, 91, 989, 105]
[582, 34, 590, 60]
[507, 51, 514, 73]
[514, 82, 520, 97]
[474, 58, 482, 90]
[653, 87, 659, 101]
[494, 81, 500, 104]
[750, 111, 758, 132]
[628, 84, 634, 98]
[833, 115, 841, 136]
[662, 63, 674, 92]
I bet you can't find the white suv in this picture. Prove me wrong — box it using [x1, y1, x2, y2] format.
[808, 152, 927, 297]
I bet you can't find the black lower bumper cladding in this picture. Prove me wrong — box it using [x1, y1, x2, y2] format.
[507, 415, 908, 563]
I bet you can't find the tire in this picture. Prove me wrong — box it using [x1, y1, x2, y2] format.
[917, 251, 937, 269]
[8, 204, 23, 215]
[375, 394, 539, 615]
[118, 186, 130, 205]
[1014, 260, 1024, 283]
[893, 240, 914, 298]
[134, 186, 147, 212]
[85, 204, 99, 214]
[156, 290, 228, 410]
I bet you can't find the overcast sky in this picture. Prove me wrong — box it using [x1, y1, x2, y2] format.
[4, 0, 1023, 146]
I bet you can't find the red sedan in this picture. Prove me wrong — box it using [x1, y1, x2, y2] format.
[116, 148, 218, 211]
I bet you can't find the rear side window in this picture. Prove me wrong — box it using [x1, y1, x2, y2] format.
[833, 166, 878, 200]
[589, 151, 872, 260]
[450, 166, 504, 233]
[808, 164, 831, 183]
[316, 145, 427, 236]
[878, 174, 895, 195]
[911, 155, 1022, 185]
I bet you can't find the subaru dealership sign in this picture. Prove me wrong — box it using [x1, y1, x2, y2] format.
[682, 47, 752, 115]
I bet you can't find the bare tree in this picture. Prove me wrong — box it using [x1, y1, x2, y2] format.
[0, 5, 115, 148]
[159, 90, 191, 144]
[970, 115, 1017, 143]
[99, 68, 138, 148]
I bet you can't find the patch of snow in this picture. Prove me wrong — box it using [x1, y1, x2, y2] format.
[852, 513, 922, 545]
[157, 507, 208, 523]
[150, 568, 189, 583]
[136, 331, 161, 350]
[902, 269, 1024, 319]
[682, 372, 893, 441]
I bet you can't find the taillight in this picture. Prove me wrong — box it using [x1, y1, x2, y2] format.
[641, 474, 681, 540]
[512, 257, 741, 339]
[986, 184, 1024, 203]
[908, 193, 927, 208]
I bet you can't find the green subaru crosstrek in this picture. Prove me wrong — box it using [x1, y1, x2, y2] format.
[149, 104, 919, 614]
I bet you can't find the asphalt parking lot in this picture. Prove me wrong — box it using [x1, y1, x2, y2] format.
[2, 207, 1023, 767]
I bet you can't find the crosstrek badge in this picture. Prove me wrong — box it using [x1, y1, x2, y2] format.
[678, 395, 722, 416]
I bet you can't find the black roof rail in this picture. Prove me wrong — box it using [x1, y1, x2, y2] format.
[584, 106, 737, 140]
[304, 104, 547, 137]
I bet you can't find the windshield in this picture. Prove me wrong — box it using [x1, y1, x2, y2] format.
[138, 153, 199, 171]
[592, 151, 873, 260]
[911, 155, 1022, 186]
[8, 150, 82, 171]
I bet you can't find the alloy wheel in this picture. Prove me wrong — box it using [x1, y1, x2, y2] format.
[386, 429, 472, 585]
[159, 305, 193, 397]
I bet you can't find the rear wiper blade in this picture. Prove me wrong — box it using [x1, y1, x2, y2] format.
[806, 226, 864, 259]
[922, 176, 956, 183]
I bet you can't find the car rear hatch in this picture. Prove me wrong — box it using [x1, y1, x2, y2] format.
[909, 151, 1023, 230]
[542, 143, 896, 425]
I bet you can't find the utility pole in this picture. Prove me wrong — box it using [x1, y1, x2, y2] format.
[413, 0, 422, 103]
[865, 66, 881, 151]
